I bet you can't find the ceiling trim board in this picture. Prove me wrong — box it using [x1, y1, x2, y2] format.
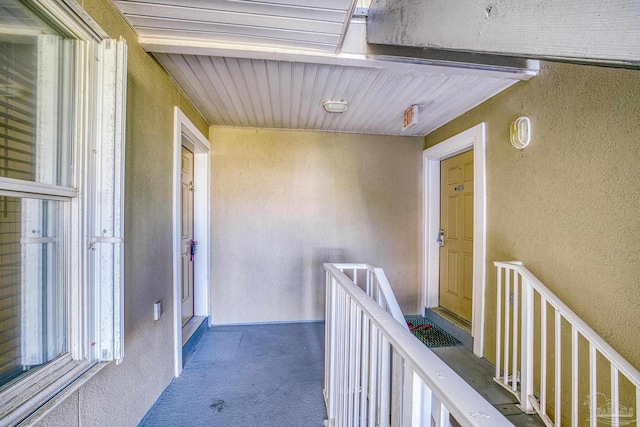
[131, 19, 341, 45]
[115, 2, 347, 31]
[114, 0, 348, 22]
[139, 31, 336, 52]
[208, 124, 426, 138]
[139, 37, 539, 80]
[129, 0, 354, 11]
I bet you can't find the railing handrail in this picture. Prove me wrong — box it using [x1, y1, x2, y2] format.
[331, 263, 406, 325]
[325, 263, 512, 426]
[494, 261, 640, 388]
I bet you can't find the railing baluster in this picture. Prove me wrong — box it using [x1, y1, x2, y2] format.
[521, 277, 534, 412]
[540, 295, 547, 418]
[380, 336, 391, 427]
[439, 400, 450, 427]
[571, 326, 578, 427]
[391, 348, 403, 426]
[589, 343, 597, 427]
[326, 276, 335, 422]
[336, 288, 343, 426]
[512, 271, 519, 393]
[433, 396, 442, 427]
[368, 324, 378, 427]
[611, 366, 619, 427]
[411, 376, 432, 427]
[353, 268, 358, 288]
[339, 284, 345, 424]
[354, 306, 362, 427]
[334, 286, 340, 425]
[360, 311, 369, 426]
[401, 360, 413, 427]
[636, 387, 640, 427]
[344, 293, 350, 427]
[348, 300, 356, 427]
[555, 310, 561, 427]
[324, 272, 330, 406]
[375, 331, 383, 426]
[503, 269, 511, 387]
[496, 266, 502, 381]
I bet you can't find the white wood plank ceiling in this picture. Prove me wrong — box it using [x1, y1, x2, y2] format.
[112, 0, 539, 136]
[156, 53, 519, 136]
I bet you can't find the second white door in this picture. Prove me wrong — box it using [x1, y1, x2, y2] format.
[181, 145, 194, 325]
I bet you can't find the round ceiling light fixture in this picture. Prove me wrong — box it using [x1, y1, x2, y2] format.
[322, 100, 349, 113]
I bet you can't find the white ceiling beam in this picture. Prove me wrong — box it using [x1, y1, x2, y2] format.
[141, 19, 539, 80]
[367, 0, 640, 67]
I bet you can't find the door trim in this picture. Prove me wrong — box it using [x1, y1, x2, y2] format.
[172, 107, 210, 377]
[422, 123, 486, 357]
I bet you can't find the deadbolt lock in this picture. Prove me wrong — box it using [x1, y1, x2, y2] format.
[437, 229, 445, 247]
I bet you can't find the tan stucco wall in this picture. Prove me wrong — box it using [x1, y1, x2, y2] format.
[210, 128, 423, 324]
[426, 61, 640, 419]
[38, 1, 208, 426]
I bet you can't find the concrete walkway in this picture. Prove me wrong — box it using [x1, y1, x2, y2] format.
[139, 322, 327, 427]
[431, 346, 546, 427]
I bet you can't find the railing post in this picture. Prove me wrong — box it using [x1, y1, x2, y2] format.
[520, 277, 534, 413]
[326, 273, 337, 425]
[495, 266, 502, 382]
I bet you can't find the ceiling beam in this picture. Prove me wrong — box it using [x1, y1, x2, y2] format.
[140, 19, 539, 80]
[367, 0, 640, 68]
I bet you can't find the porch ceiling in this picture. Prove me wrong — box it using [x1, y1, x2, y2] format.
[112, 0, 539, 136]
[113, 0, 355, 53]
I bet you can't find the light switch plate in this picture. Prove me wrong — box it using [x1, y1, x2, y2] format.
[153, 300, 162, 321]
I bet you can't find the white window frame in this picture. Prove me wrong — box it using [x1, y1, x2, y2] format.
[0, 0, 126, 425]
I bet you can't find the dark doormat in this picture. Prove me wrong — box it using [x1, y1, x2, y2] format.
[405, 315, 462, 348]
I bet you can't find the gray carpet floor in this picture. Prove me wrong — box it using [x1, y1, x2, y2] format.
[139, 322, 327, 427]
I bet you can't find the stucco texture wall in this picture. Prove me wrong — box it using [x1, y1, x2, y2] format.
[210, 128, 423, 324]
[426, 61, 640, 420]
[38, 0, 208, 426]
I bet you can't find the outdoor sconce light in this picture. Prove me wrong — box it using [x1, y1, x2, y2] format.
[510, 116, 531, 149]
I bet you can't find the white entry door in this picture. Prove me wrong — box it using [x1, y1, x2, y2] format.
[180, 145, 194, 326]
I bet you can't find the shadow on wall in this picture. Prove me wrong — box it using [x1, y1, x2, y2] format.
[303, 247, 347, 320]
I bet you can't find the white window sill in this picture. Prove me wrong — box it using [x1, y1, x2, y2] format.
[1, 359, 110, 426]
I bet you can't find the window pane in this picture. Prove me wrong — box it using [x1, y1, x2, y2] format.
[0, 196, 66, 390]
[0, 0, 75, 187]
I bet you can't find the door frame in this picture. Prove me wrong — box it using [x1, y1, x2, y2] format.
[172, 107, 210, 376]
[422, 123, 486, 357]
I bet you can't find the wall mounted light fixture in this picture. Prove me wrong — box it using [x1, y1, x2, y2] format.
[510, 116, 531, 149]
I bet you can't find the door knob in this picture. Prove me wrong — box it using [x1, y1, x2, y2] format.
[437, 229, 445, 247]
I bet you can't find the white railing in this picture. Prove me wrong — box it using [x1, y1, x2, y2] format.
[324, 263, 512, 427]
[494, 261, 640, 427]
[331, 263, 406, 325]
